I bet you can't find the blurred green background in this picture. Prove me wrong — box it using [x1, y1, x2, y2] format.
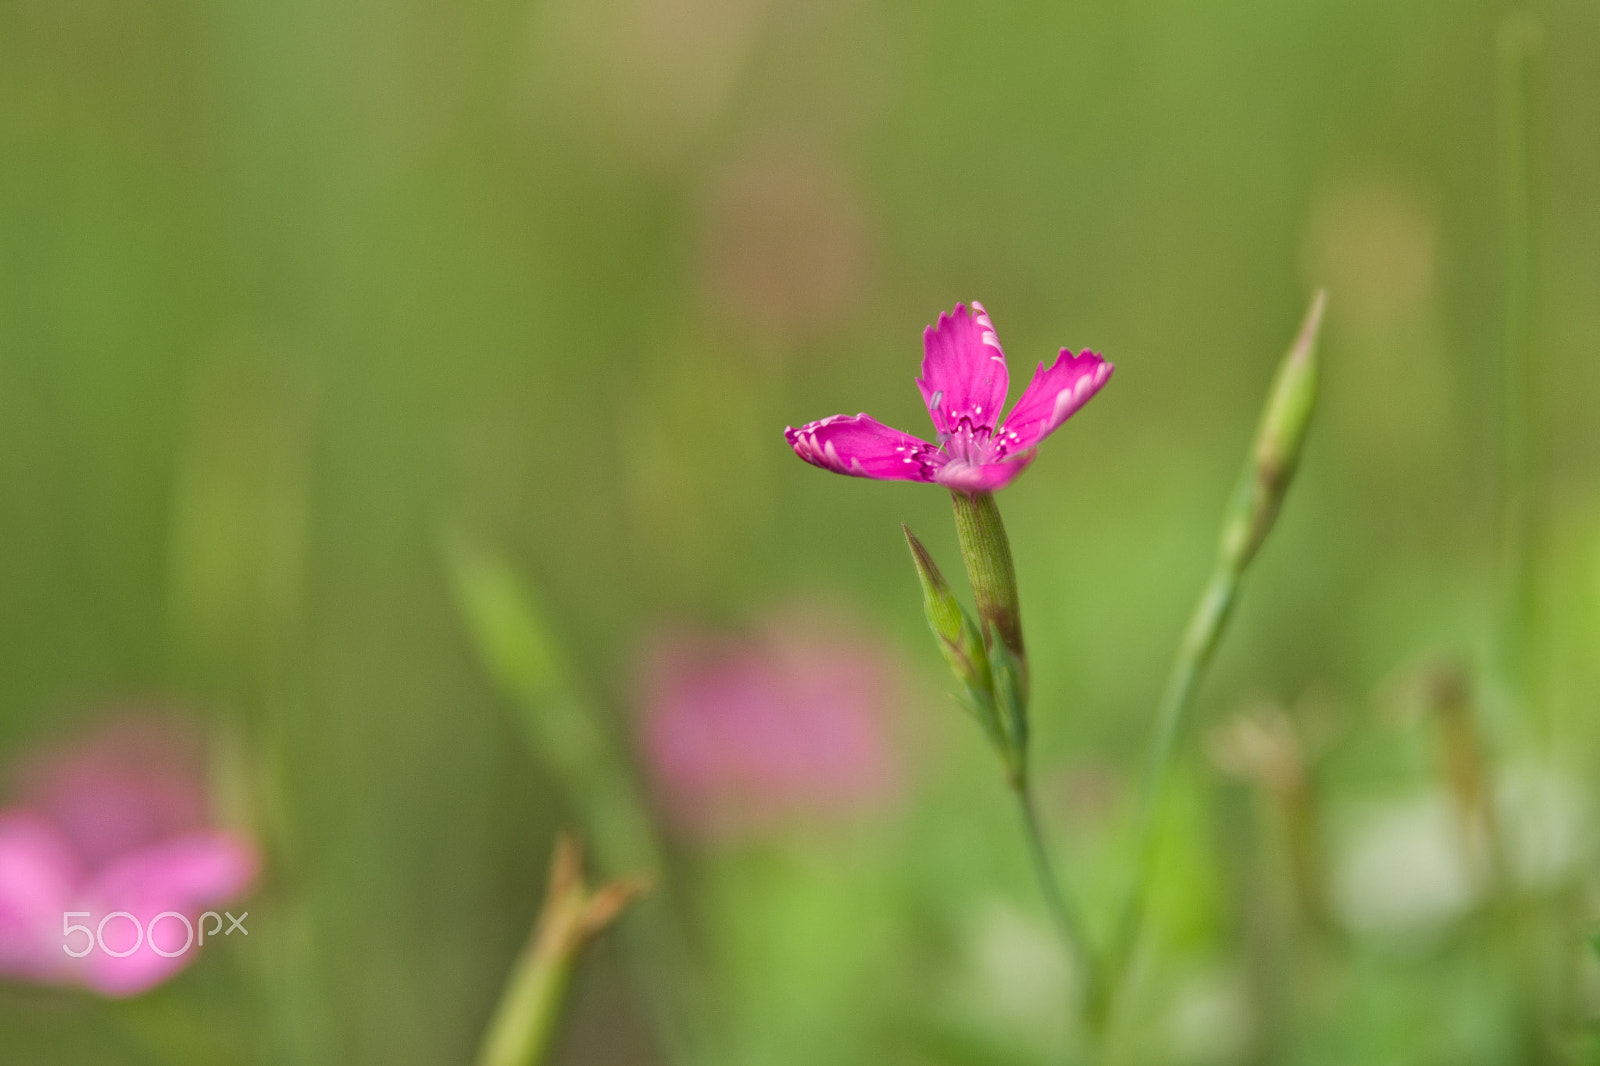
[3, 0, 1600, 1062]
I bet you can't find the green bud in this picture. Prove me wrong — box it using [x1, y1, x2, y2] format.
[904, 524, 964, 648]
[1219, 290, 1325, 570]
[904, 524, 994, 699]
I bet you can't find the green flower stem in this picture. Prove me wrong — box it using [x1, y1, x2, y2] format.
[476, 932, 575, 1066]
[1101, 293, 1325, 1026]
[1014, 774, 1100, 1017]
[947, 490, 1097, 1011]
[1103, 557, 1238, 995]
[476, 836, 649, 1066]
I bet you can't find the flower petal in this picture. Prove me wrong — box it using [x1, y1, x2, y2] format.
[78, 831, 259, 997]
[637, 616, 903, 840]
[934, 455, 1035, 493]
[0, 811, 82, 985]
[917, 302, 1009, 435]
[16, 713, 207, 869]
[997, 350, 1113, 452]
[785, 415, 947, 482]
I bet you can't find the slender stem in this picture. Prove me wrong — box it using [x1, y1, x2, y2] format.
[946, 490, 1097, 1035]
[476, 941, 577, 1066]
[1013, 773, 1100, 1008]
[1105, 560, 1238, 998]
[476, 837, 650, 1066]
[1098, 294, 1324, 1028]
[1139, 563, 1238, 850]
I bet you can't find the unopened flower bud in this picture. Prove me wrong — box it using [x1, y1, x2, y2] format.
[903, 525, 1007, 755]
[904, 525, 992, 672]
[1220, 290, 1325, 570]
[903, 525, 964, 651]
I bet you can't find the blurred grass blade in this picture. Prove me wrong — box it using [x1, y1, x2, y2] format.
[444, 535, 727, 1065]
[448, 542, 564, 709]
[444, 534, 658, 873]
[1496, 12, 1543, 706]
[476, 834, 651, 1066]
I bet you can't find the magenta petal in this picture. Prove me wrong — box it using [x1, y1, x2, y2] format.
[934, 455, 1035, 493]
[87, 831, 258, 911]
[637, 615, 903, 840]
[785, 414, 947, 482]
[998, 349, 1113, 451]
[917, 302, 1010, 435]
[78, 832, 259, 998]
[16, 715, 207, 869]
[0, 812, 81, 984]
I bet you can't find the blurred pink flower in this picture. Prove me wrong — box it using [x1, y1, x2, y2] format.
[638, 614, 904, 839]
[785, 302, 1112, 492]
[0, 714, 258, 997]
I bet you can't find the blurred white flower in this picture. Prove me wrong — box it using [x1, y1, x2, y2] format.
[1334, 767, 1587, 941]
[1332, 791, 1478, 938]
[1165, 967, 1254, 1066]
[947, 899, 1073, 1047]
[1497, 763, 1587, 890]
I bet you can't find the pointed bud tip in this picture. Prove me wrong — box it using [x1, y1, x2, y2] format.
[1267, 291, 1324, 434]
[903, 525, 944, 582]
[1223, 292, 1326, 568]
[903, 524, 989, 686]
[1289, 289, 1327, 368]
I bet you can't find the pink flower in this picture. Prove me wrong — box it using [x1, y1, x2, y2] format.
[785, 302, 1113, 492]
[637, 613, 904, 840]
[0, 714, 259, 997]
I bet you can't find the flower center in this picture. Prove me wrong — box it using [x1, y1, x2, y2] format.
[940, 420, 1001, 465]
